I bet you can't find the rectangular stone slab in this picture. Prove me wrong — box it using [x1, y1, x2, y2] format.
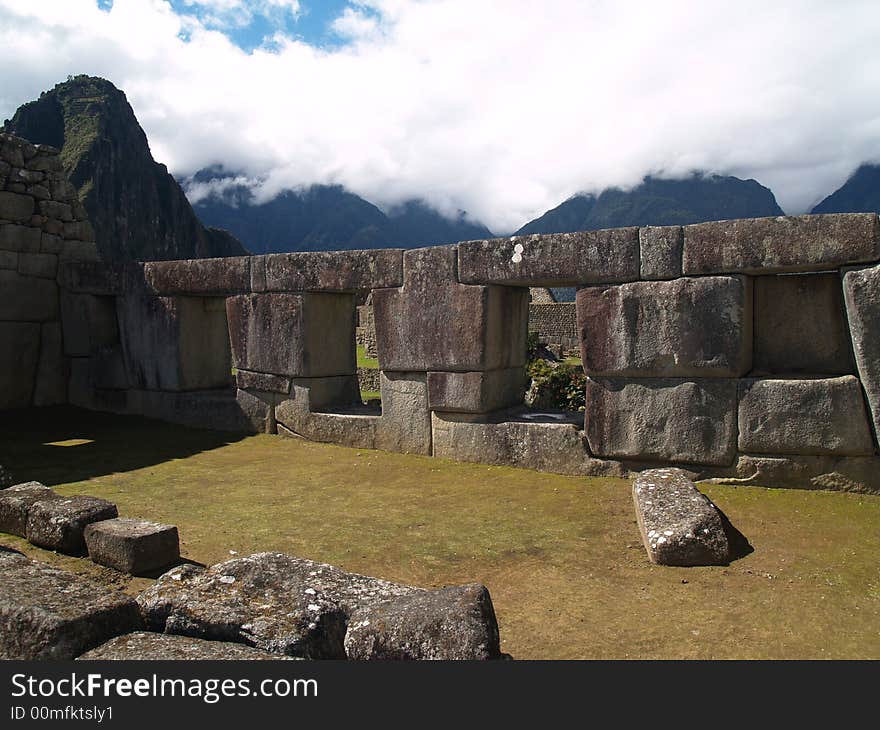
[577, 276, 752, 377]
[843, 263, 880, 442]
[0, 482, 61, 537]
[26, 496, 118, 555]
[683, 213, 880, 274]
[143, 256, 250, 295]
[737, 376, 874, 455]
[457, 228, 640, 286]
[639, 226, 683, 280]
[585, 377, 738, 466]
[84, 518, 180, 576]
[257, 249, 404, 292]
[0, 550, 143, 659]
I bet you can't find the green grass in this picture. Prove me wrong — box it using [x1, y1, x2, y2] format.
[356, 345, 379, 370]
[2, 407, 880, 659]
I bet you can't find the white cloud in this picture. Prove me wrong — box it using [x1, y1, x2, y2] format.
[179, 0, 301, 30]
[1, 0, 879, 232]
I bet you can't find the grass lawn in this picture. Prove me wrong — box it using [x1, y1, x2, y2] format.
[2, 407, 879, 659]
[356, 345, 379, 370]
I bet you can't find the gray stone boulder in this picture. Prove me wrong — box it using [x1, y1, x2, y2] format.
[138, 552, 419, 658]
[26, 496, 118, 554]
[0, 550, 143, 659]
[84, 518, 180, 576]
[344, 584, 501, 660]
[77, 632, 296, 661]
[0, 482, 61, 537]
[632, 468, 730, 566]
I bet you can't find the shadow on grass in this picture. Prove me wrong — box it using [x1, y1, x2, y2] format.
[717, 506, 754, 562]
[0, 406, 247, 487]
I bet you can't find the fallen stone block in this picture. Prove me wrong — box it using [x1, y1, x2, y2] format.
[77, 632, 295, 660]
[0, 482, 61, 537]
[632, 468, 731, 566]
[0, 550, 143, 659]
[576, 276, 752, 377]
[737, 376, 874, 455]
[26, 496, 118, 555]
[344, 584, 501, 660]
[138, 552, 419, 659]
[84, 518, 180, 576]
[683, 213, 880, 274]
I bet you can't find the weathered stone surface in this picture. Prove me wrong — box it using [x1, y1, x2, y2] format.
[39, 200, 72, 221]
[585, 378, 738, 466]
[91, 345, 129, 390]
[138, 552, 419, 658]
[0, 482, 61, 537]
[226, 293, 355, 378]
[60, 260, 125, 295]
[33, 323, 67, 406]
[77, 632, 295, 660]
[753, 273, 854, 375]
[683, 213, 880, 274]
[458, 228, 640, 286]
[344, 584, 501, 660]
[639, 226, 683, 280]
[0, 321, 40, 409]
[27, 496, 119, 555]
[427, 368, 527, 413]
[632, 468, 730, 566]
[62, 292, 118, 357]
[0, 550, 143, 660]
[708, 454, 880, 494]
[258, 249, 404, 293]
[374, 372, 432, 454]
[235, 369, 291, 394]
[18, 252, 56, 278]
[737, 376, 874, 455]
[0, 269, 58, 321]
[85, 518, 180, 575]
[143, 257, 250, 295]
[120, 274, 232, 391]
[276, 379, 378, 448]
[432, 410, 601, 475]
[0, 192, 34, 222]
[41, 233, 63, 254]
[0, 250, 16, 268]
[577, 276, 752, 377]
[129, 389, 271, 434]
[373, 246, 528, 371]
[0, 222, 40, 252]
[843, 263, 880, 440]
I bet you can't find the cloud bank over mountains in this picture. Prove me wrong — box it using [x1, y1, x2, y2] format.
[1, 0, 879, 232]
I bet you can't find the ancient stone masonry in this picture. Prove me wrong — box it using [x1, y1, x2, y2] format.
[4, 129, 880, 492]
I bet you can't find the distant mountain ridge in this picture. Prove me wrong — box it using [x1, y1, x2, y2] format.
[516, 173, 785, 235]
[188, 169, 494, 253]
[811, 164, 880, 215]
[3, 75, 247, 261]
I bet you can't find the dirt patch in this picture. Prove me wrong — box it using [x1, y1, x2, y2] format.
[2, 406, 879, 659]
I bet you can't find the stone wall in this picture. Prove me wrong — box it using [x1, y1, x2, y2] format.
[528, 302, 578, 353]
[0, 133, 98, 409]
[4, 136, 880, 493]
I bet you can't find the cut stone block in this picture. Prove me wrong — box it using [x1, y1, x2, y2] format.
[0, 321, 40, 409]
[26, 496, 119, 555]
[257, 248, 404, 292]
[639, 226, 683, 280]
[235, 369, 291, 394]
[577, 276, 752, 377]
[843, 263, 880, 441]
[737, 376, 874, 456]
[374, 372, 432, 455]
[138, 552, 420, 658]
[85, 518, 180, 576]
[60, 260, 126, 295]
[632, 468, 731, 566]
[77, 632, 296, 660]
[585, 378, 738, 466]
[683, 213, 880, 274]
[0, 550, 143, 659]
[373, 246, 528, 372]
[17, 252, 57, 279]
[0, 223, 40, 252]
[0, 482, 61, 537]
[128, 389, 272, 434]
[226, 292, 355, 378]
[753, 273, 854, 375]
[427, 368, 527, 413]
[344, 584, 501, 660]
[0, 192, 35, 222]
[457, 228, 640, 286]
[143, 256, 250, 295]
[276, 380, 378, 449]
[0, 269, 58, 321]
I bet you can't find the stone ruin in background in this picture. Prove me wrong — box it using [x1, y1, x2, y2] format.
[4, 131, 880, 493]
